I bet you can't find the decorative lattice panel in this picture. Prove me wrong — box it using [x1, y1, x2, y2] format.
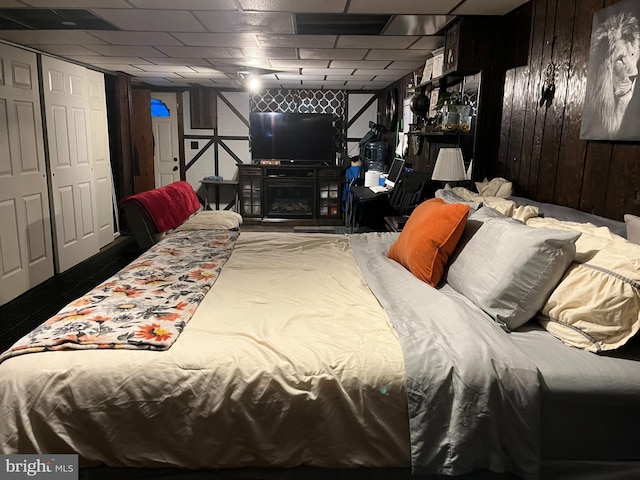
[250, 89, 347, 152]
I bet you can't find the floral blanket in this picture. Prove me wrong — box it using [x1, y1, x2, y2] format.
[0, 230, 239, 363]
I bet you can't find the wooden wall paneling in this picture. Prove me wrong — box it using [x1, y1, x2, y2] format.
[474, 66, 505, 181]
[536, 0, 565, 204]
[504, 65, 530, 182]
[189, 87, 217, 130]
[131, 88, 155, 193]
[604, 144, 640, 219]
[516, 0, 550, 198]
[579, 142, 612, 216]
[553, 0, 602, 210]
[105, 74, 134, 199]
[177, 92, 186, 181]
[496, 68, 516, 179]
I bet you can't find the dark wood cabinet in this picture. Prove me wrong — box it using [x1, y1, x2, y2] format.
[238, 164, 342, 224]
[442, 16, 500, 77]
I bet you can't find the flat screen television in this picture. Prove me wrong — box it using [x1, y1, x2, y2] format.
[249, 112, 335, 164]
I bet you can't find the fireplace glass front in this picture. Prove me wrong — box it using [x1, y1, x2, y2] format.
[265, 178, 315, 219]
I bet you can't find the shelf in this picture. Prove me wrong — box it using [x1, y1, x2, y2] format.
[409, 130, 471, 137]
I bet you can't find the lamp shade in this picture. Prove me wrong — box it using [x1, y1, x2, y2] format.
[432, 148, 466, 182]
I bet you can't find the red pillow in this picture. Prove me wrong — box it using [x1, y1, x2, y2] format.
[387, 198, 469, 287]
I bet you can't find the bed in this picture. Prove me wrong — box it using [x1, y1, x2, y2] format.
[1, 187, 639, 480]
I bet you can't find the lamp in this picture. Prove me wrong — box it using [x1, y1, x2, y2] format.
[432, 148, 466, 188]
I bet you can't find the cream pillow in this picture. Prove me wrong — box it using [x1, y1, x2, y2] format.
[538, 239, 640, 352]
[175, 210, 243, 231]
[475, 177, 513, 198]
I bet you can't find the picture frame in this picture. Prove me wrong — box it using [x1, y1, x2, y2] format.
[580, 0, 640, 141]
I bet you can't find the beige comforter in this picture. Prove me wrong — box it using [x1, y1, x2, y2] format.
[0, 232, 409, 469]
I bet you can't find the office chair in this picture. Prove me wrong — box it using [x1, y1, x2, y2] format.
[388, 171, 431, 215]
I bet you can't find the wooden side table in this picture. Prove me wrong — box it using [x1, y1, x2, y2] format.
[384, 215, 409, 232]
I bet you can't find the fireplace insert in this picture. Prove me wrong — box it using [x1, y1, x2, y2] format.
[265, 177, 315, 219]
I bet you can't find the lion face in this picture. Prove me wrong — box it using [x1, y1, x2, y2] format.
[611, 37, 639, 100]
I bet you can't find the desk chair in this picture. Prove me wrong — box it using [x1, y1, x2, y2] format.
[388, 171, 431, 215]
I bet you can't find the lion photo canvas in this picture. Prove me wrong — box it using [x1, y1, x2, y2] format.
[580, 0, 640, 141]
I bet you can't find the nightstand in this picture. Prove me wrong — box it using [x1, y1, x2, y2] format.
[384, 215, 409, 232]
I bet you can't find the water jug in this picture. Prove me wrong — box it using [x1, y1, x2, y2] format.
[364, 141, 387, 172]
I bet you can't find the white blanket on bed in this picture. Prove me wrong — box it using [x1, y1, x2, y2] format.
[0, 232, 409, 470]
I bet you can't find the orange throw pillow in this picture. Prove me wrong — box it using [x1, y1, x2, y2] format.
[387, 198, 469, 287]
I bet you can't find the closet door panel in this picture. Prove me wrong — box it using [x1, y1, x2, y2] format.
[0, 44, 52, 306]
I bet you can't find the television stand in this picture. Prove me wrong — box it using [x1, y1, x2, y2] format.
[239, 164, 343, 224]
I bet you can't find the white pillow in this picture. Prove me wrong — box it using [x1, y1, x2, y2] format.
[447, 208, 580, 330]
[475, 177, 513, 198]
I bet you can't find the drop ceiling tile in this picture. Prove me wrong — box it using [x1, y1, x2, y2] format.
[134, 65, 197, 73]
[353, 69, 398, 77]
[207, 58, 276, 69]
[239, 0, 347, 13]
[325, 75, 373, 81]
[67, 55, 153, 64]
[85, 45, 166, 57]
[32, 44, 100, 56]
[366, 49, 430, 61]
[129, 0, 237, 9]
[95, 65, 145, 73]
[91, 9, 206, 32]
[156, 46, 233, 58]
[193, 11, 294, 34]
[188, 66, 228, 75]
[276, 73, 324, 80]
[227, 47, 297, 59]
[299, 48, 366, 60]
[329, 60, 390, 69]
[122, 71, 183, 77]
[178, 74, 231, 81]
[336, 35, 419, 49]
[256, 34, 335, 48]
[269, 59, 329, 68]
[301, 81, 347, 88]
[347, 0, 458, 14]
[385, 61, 424, 69]
[383, 15, 452, 35]
[0, 0, 29, 6]
[0, 30, 107, 45]
[22, 0, 132, 6]
[410, 36, 445, 49]
[144, 57, 214, 67]
[452, 0, 530, 15]
[89, 31, 184, 46]
[302, 68, 354, 76]
[172, 32, 259, 47]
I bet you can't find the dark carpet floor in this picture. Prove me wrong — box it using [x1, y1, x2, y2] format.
[0, 235, 143, 354]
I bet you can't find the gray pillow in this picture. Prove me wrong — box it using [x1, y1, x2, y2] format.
[446, 209, 580, 330]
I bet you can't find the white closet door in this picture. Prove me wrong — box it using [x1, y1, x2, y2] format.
[0, 44, 53, 306]
[87, 69, 115, 248]
[42, 56, 99, 273]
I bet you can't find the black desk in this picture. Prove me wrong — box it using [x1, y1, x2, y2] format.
[345, 185, 390, 233]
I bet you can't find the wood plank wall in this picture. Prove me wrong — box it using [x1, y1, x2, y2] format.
[496, 0, 640, 221]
